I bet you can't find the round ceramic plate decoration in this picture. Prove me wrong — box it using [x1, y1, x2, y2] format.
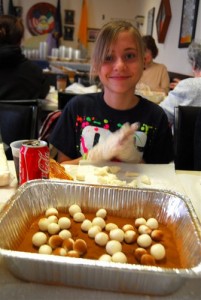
[26, 2, 56, 35]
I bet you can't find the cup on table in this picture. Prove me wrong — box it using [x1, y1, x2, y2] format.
[56, 74, 67, 91]
[10, 140, 28, 182]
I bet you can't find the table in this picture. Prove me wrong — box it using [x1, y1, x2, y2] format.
[0, 162, 201, 300]
[51, 61, 90, 73]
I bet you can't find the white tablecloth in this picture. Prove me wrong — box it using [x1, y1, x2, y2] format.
[0, 162, 201, 300]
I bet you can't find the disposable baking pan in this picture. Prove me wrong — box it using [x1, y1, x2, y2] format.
[0, 180, 201, 296]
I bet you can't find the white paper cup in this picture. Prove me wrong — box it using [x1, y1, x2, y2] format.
[10, 140, 28, 181]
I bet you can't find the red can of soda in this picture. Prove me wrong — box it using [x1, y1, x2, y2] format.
[19, 140, 50, 185]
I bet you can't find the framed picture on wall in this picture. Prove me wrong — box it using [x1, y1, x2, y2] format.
[65, 10, 75, 25]
[156, 0, 172, 43]
[147, 7, 155, 35]
[178, 0, 200, 48]
[87, 28, 100, 42]
[64, 26, 74, 41]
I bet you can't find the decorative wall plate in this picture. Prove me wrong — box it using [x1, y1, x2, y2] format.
[156, 0, 171, 43]
[26, 2, 56, 35]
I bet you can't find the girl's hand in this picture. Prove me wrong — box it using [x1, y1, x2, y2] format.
[87, 123, 141, 163]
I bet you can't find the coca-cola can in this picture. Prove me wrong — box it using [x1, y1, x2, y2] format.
[19, 140, 49, 185]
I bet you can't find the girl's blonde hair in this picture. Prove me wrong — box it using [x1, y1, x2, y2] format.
[90, 20, 144, 80]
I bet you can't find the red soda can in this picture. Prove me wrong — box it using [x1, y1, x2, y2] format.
[19, 140, 49, 185]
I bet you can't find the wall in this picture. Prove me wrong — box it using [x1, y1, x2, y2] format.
[2, 0, 201, 75]
[144, 0, 201, 76]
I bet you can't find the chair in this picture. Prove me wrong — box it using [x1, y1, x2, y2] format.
[174, 106, 201, 170]
[0, 99, 42, 134]
[0, 102, 39, 159]
[58, 92, 76, 109]
[38, 110, 62, 158]
[39, 110, 62, 143]
[194, 109, 201, 170]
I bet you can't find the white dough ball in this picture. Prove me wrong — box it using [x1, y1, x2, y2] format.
[124, 230, 137, 243]
[45, 207, 58, 217]
[150, 244, 166, 260]
[88, 225, 101, 238]
[99, 254, 112, 262]
[122, 224, 134, 232]
[73, 212, 85, 222]
[135, 217, 146, 227]
[137, 234, 152, 248]
[146, 218, 159, 229]
[47, 222, 60, 235]
[81, 219, 92, 232]
[58, 217, 71, 229]
[95, 232, 109, 246]
[38, 218, 49, 231]
[59, 229, 72, 240]
[39, 244, 52, 254]
[32, 232, 47, 247]
[105, 223, 118, 232]
[47, 215, 58, 224]
[112, 252, 127, 263]
[138, 224, 151, 235]
[96, 208, 107, 219]
[69, 204, 81, 217]
[109, 228, 124, 242]
[106, 240, 122, 255]
[92, 217, 105, 229]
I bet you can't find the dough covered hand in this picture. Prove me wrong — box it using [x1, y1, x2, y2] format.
[87, 123, 141, 163]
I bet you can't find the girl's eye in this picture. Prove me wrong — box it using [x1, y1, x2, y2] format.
[104, 55, 114, 62]
[124, 53, 136, 60]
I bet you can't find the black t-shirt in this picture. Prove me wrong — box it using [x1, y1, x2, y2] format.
[50, 92, 174, 163]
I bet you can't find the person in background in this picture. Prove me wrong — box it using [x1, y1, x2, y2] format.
[137, 35, 170, 95]
[160, 40, 201, 126]
[0, 15, 50, 100]
[49, 20, 173, 165]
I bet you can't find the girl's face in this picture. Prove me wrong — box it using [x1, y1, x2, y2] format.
[98, 31, 143, 96]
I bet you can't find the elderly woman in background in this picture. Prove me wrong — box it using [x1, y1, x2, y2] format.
[136, 35, 170, 95]
[0, 15, 50, 100]
[160, 40, 201, 126]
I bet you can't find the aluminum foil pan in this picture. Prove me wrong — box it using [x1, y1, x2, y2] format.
[0, 180, 201, 296]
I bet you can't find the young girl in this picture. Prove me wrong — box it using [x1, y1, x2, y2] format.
[50, 20, 173, 164]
